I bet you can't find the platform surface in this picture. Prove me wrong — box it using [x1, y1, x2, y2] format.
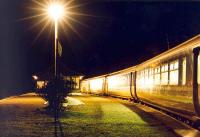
[0, 92, 196, 137]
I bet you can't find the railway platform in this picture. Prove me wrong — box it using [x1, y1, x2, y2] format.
[0, 92, 199, 137]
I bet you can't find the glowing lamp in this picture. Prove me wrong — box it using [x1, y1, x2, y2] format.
[48, 3, 64, 21]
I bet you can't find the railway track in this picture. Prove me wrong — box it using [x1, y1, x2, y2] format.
[136, 99, 200, 129]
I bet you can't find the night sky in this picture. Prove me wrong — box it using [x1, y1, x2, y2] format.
[1, 0, 200, 96]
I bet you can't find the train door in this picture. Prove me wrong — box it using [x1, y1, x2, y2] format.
[193, 47, 200, 116]
[103, 77, 108, 95]
[197, 51, 200, 115]
[130, 71, 138, 99]
[130, 72, 134, 98]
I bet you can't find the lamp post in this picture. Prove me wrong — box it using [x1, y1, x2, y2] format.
[47, 2, 64, 77]
[54, 19, 58, 77]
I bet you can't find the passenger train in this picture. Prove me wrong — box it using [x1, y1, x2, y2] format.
[80, 34, 200, 124]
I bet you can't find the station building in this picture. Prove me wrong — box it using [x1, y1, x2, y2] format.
[33, 64, 83, 90]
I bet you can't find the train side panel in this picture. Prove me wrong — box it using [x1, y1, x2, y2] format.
[107, 73, 133, 98]
[89, 78, 104, 94]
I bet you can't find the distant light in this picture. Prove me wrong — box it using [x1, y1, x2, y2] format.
[32, 75, 38, 80]
[80, 76, 84, 80]
[48, 3, 65, 21]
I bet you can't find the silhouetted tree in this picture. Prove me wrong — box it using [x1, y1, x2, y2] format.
[36, 75, 74, 111]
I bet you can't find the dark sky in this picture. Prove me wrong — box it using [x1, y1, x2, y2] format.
[1, 0, 200, 95]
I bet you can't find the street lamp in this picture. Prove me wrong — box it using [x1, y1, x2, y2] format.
[47, 2, 65, 77]
[32, 75, 38, 80]
[26, 0, 87, 77]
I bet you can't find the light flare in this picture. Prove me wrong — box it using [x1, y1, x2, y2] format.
[20, 0, 97, 43]
[47, 2, 65, 21]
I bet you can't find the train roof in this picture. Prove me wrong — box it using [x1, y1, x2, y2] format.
[136, 34, 200, 69]
[82, 34, 200, 81]
[82, 74, 107, 81]
[107, 66, 137, 76]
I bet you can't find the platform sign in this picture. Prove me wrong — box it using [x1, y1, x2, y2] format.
[58, 41, 62, 57]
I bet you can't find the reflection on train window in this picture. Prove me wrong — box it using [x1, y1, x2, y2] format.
[149, 68, 154, 85]
[182, 57, 186, 85]
[161, 64, 168, 85]
[198, 55, 200, 84]
[138, 70, 145, 85]
[169, 60, 179, 85]
[137, 68, 154, 88]
[143, 68, 154, 86]
[154, 66, 160, 85]
[145, 69, 149, 85]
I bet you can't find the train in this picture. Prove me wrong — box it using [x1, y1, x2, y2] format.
[80, 34, 200, 122]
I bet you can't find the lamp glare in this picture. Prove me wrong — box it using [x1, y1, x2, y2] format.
[48, 3, 64, 20]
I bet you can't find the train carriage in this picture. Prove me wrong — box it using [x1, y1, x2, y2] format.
[80, 34, 200, 118]
[136, 42, 194, 116]
[81, 75, 107, 95]
[89, 77, 105, 94]
[135, 35, 200, 116]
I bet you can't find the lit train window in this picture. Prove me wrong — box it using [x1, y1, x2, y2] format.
[182, 58, 186, 85]
[169, 60, 179, 85]
[140, 70, 145, 85]
[161, 64, 168, 85]
[154, 66, 160, 85]
[137, 71, 140, 85]
[145, 69, 149, 85]
[141, 70, 145, 85]
[149, 68, 154, 85]
[137, 70, 144, 86]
